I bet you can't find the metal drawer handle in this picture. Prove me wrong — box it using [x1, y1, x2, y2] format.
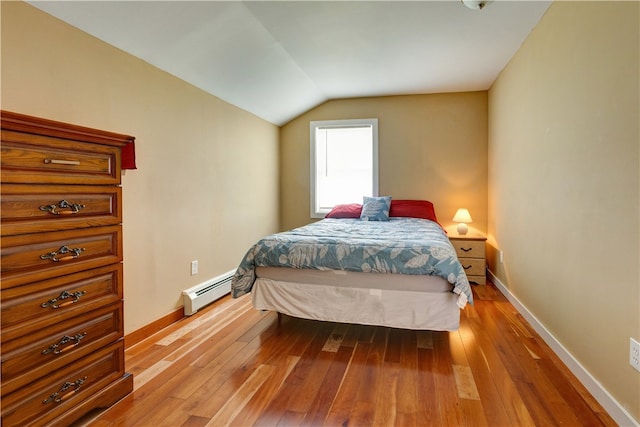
[42, 377, 87, 404]
[461, 247, 473, 252]
[40, 200, 86, 215]
[42, 332, 87, 355]
[44, 158, 81, 166]
[41, 290, 87, 309]
[463, 265, 473, 270]
[40, 245, 85, 262]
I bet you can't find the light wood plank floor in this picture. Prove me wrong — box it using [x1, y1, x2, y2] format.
[76, 282, 616, 426]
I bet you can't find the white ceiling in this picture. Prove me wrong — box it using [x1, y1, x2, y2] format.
[28, 1, 551, 126]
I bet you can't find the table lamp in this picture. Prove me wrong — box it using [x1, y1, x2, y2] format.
[453, 208, 472, 235]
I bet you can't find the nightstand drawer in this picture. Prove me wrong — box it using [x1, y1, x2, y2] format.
[459, 258, 485, 276]
[451, 239, 485, 259]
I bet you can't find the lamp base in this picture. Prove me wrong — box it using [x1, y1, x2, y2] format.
[456, 223, 469, 235]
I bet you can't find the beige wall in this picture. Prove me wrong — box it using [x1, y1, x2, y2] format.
[280, 93, 488, 233]
[488, 1, 639, 421]
[4, 0, 638, 421]
[1, 2, 280, 334]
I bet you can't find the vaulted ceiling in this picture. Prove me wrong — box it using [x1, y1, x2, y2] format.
[29, 1, 551, 125]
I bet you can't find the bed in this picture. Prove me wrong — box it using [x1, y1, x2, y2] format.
[231, 199, 472, 331]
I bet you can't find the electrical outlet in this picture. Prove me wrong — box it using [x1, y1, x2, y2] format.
[190, 260, 198, 276]
[499, 250, 504, 263]
[630, 338, 640, 372]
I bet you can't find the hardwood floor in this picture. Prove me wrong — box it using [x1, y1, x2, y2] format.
[77, 282, 616, 426]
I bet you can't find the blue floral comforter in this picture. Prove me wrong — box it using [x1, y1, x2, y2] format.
[231, 218, 472, 307]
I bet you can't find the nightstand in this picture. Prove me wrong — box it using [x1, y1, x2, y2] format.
[449, 234, 487, 285]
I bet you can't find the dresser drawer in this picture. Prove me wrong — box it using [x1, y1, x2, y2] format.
[1, 303, 123, 396]
[1, 340, 125, 427]
[1, 226, 122, 289]
[450, 239, 486, 259]
[1, 184, 122, 236]
[1, 130, 121, 185]
[1, 264, 122, 342]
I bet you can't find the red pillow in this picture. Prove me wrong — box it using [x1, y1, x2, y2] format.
[325, 203, 362, 218]
[389, 200, 439, 223]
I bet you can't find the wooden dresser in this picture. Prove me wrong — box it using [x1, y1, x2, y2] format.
[449, 234, 487, 285]
[0, 111, 133, 426]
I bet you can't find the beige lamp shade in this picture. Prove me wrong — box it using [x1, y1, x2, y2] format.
[452, 208, 472, 235]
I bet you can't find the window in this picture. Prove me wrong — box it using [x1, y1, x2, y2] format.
[310, 118, 378, 218]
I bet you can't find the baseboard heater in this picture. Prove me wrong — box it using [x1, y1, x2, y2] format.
[182, 269, 235, 316]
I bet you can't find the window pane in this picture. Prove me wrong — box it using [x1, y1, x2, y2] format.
[316, 127, 372, 208]
[310, 119, 378, 218]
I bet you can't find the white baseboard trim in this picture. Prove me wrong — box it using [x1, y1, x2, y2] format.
[487, 270, 638, 427]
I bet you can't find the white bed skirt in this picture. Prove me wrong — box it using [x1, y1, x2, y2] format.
[251, 268, 460, 331]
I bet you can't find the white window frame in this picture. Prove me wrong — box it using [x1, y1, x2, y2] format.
[310, 118, 379, 218]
